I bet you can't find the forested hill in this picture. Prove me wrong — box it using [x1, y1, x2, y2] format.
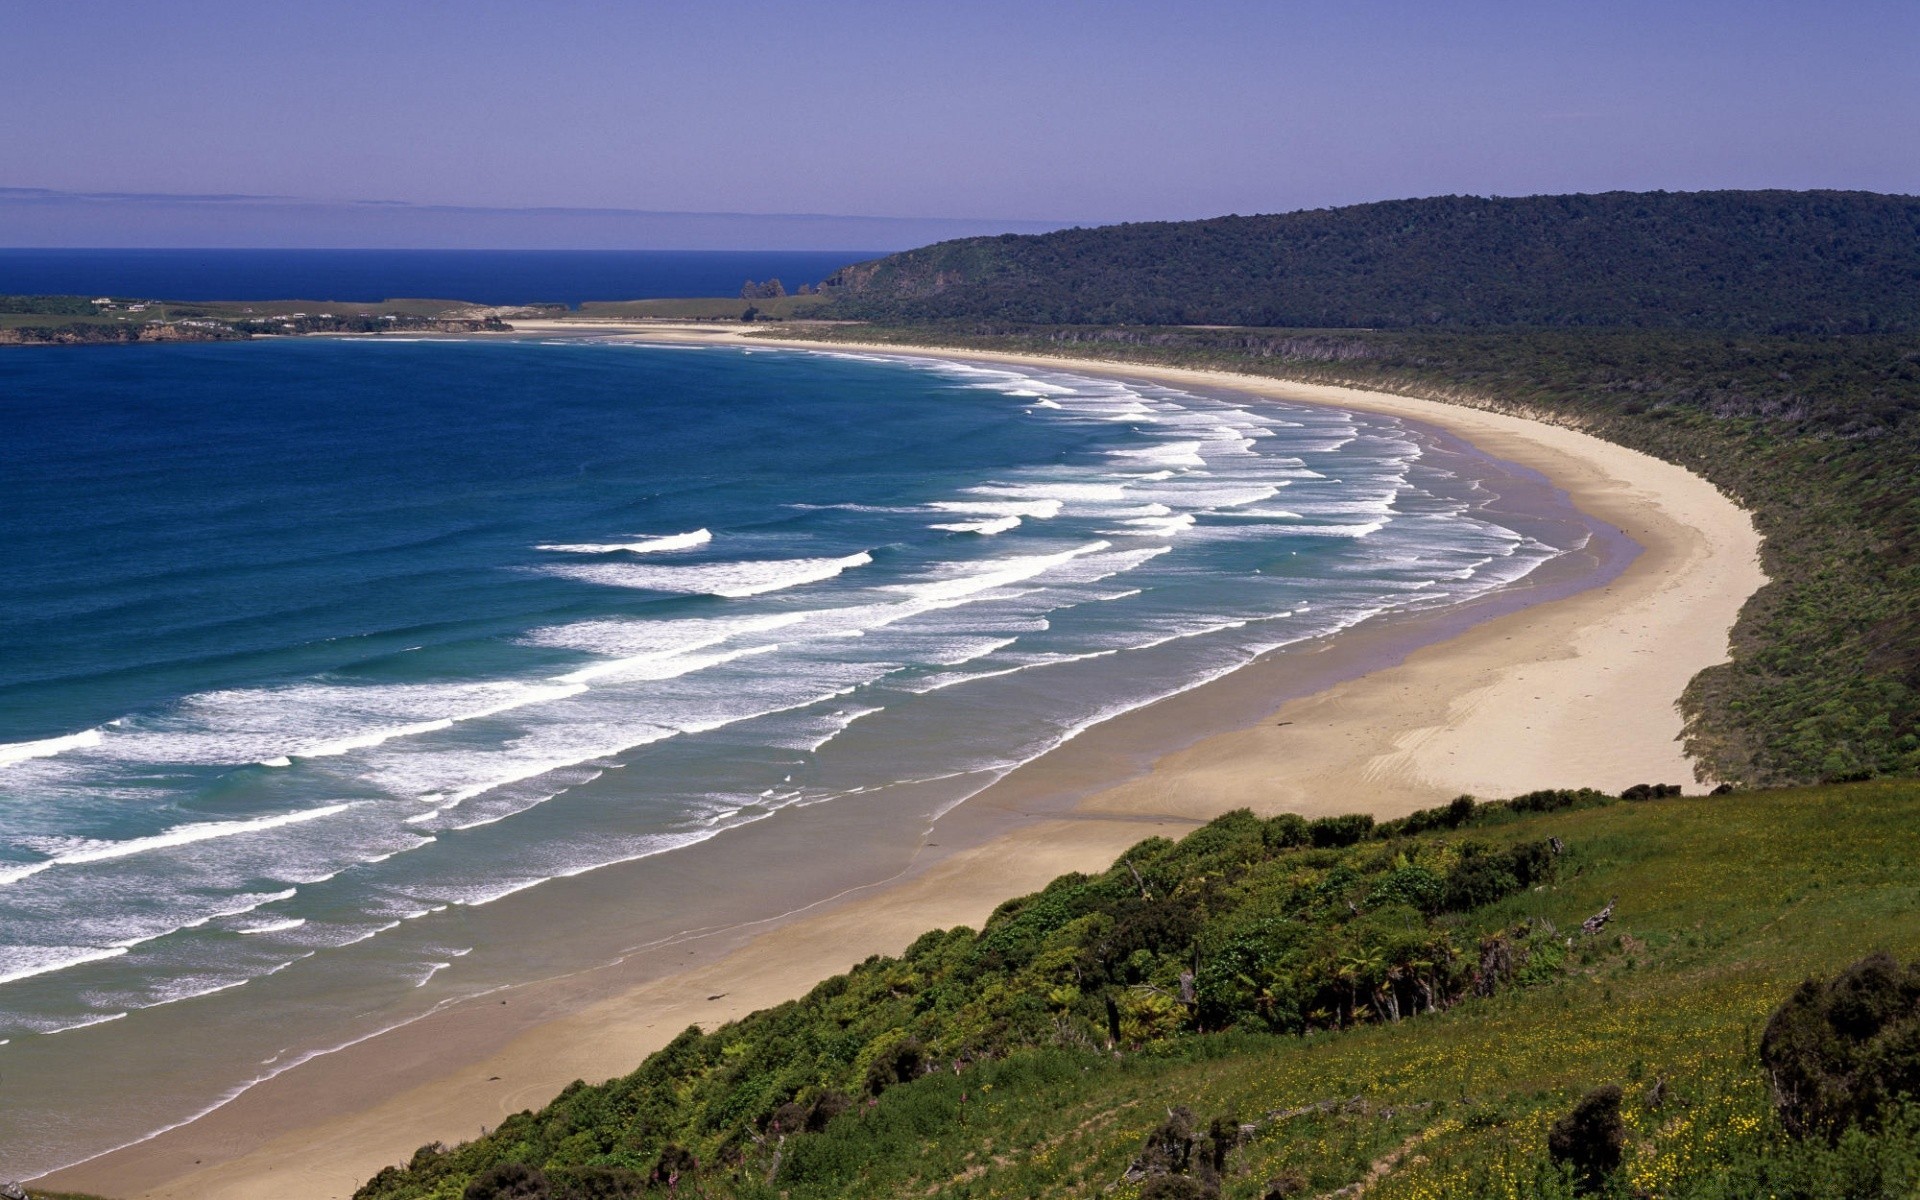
[822, 190, 1920, 332]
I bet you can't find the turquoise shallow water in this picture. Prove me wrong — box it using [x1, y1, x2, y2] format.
[0, 338, 1585, 1172]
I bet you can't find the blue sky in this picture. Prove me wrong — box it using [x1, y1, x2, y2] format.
[2, 1, 1914, 245]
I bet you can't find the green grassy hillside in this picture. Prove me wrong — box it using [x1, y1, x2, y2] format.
[347, 780, 1920, 1200]
[821, 191, 1920, 333]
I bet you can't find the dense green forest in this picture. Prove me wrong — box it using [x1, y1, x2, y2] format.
[821, 191, 1920, 333]
[342, 780, 1920, 1200]
[777, 324, 1920, 788]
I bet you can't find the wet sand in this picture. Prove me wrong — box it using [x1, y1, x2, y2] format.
[43, 325, 1764, 1200]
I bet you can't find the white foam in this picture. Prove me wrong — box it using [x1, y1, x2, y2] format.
[0, 728, 102, 767]
[1103, 514, 1197, 537]
[541, 551, 872, 597]
[413, 961, 453, 988]
[1275, 520, 1391, 539]
[930, 515, 1021, 535]
[525, 612, 804, 659]
[535, 529, 712, 555]
[0, 944, 130, 987]
[0, 804, 353, 887]
[107, 889, 302, 951]
[235, 917, 307, 935]
[885, 542, 1112, 604]
[928, 499, 1064, 519]
[1109, 441, 1206, 468]
[967, 482, 1130, 503]
[39, 1010, 128, 1035]
[289, 683, 587, 758]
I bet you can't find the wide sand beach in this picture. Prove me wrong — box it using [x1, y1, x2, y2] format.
[42, 326, 1765, 1200]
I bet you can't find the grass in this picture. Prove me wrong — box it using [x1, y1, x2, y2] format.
[347, 780, 1920, 1198]
[748, 782, 1920, 1199]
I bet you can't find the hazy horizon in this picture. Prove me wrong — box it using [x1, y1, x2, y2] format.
[4, 1, 1914, 249]
[0, 187, 1072, 251]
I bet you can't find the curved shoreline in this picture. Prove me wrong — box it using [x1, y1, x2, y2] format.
[42, 328, 1765, 1200]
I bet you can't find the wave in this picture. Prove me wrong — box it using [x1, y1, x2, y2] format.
[287, 682, 590, 759]
[965, 482, 1130, 503]
[0, 944, 130, 987]
[535, 529, 712, 555]
[1108, 441, 1207, 468]
[931, 515, 1021, 535]
[38, 1010, 129, 1036]
[0, 728, 102, 767]
[885, 542, 1112, 605]
[928, 499, 1063, 519]
[527, 612, 805, 667]
[0, 804, 353, 887]
[540, 551, 873, 597]
[235, 917, 308, 935]
[1275, 519, 1391, 539]
[1103, 514, 1197, 537]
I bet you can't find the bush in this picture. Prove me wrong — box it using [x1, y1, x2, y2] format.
[463, 1163, 550, 1200]
[1369, 865, 1445, 913]
[1760, 952, 1920, 1140]
[1141, 1175, 1217, 1200]
[1134, 1106, 1199, 1176]
[548, 1165, 643, 1200]
[1546, 1085, 1626, 1193]
[864, 1037, 927, 1095]
[1308, 814, 1374, 848]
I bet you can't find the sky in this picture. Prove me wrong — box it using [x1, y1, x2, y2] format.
[2, 0, 1915, 247]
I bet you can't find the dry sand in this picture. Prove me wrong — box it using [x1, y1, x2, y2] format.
[44, 324, 1765, 1200]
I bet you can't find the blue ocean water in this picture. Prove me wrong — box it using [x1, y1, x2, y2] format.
[0, 337, 1585, 1173]
[0, 248, 875, 304]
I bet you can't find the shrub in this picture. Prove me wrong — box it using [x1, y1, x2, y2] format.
[463, 1163, 550, 1200]
[548, 1165, 643, 1200]
[1369, 865, 1445, 913]
[1760, 952, 1920, 1140]
[1308, 814, 1374, 848]
[1134, 1106, 1199, 1176]
[1546, 1084, 1626, 1193]
[864, 1037, 927, 1095]
[1141, 1175, 1217, 1200]
[648, 1144, 697, 1189]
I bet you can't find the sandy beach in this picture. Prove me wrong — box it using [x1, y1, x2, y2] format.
[43, 325, 1765, 1200]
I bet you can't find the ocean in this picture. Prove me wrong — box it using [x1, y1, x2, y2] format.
[0, 336, 1590, 1174]
[0, 248, 876, 304]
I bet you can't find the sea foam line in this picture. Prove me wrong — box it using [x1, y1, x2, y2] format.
[0, 804, 353, 888]
[0, 728, 102, 767]
[541, 551, 873, 598]
[536, 529, 712, 555]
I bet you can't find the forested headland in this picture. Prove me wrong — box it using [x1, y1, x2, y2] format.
[820, 191, 1920, 333]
